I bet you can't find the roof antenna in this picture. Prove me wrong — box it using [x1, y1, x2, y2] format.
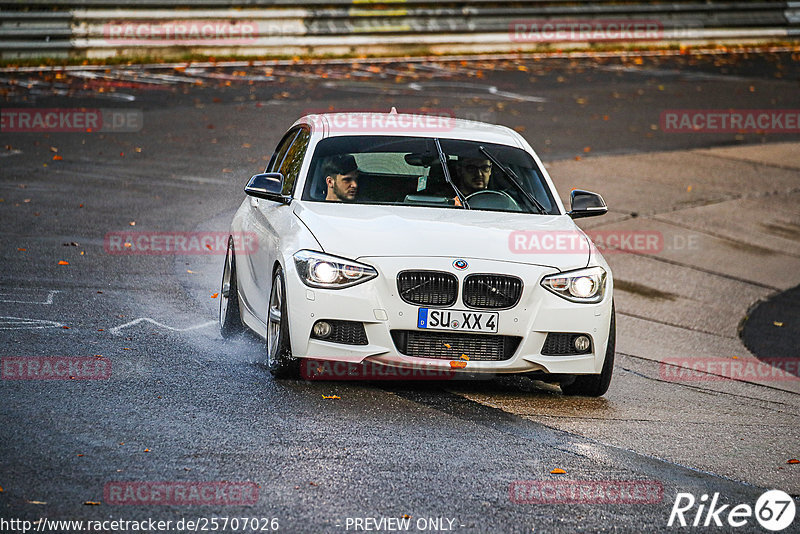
[389, 106, 398, 114]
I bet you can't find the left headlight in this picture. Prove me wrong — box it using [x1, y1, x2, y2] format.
[293, 250, 378, 289]
[541, 266, 607, 303]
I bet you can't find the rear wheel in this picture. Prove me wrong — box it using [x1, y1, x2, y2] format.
[219, 237, 244, 338]
[561, 305, 615, 397]
[266, 266, 299, 378]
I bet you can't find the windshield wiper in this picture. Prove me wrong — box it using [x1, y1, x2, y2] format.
[479, 146, 546, 214]
[434, 138, 469, 209]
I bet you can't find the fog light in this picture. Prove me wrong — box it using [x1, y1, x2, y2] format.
[313, 321, 332, 339]
[573, 335, 591, 352]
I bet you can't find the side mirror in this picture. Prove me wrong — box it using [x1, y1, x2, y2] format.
[568, 189, 607, 219]
[244, 173, 287, 203]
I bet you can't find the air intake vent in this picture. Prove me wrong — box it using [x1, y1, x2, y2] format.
[391, 330, 520, 361]
[541, 333, 592, 355]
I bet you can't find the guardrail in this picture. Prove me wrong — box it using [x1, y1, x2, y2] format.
[2, 1, 799, 60]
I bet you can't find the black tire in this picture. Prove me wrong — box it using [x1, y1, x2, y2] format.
[561, 305, 615, 397]
[266, 266, 299, 378]
[219, 237, 244, 338]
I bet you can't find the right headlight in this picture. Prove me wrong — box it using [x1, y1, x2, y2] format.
[293, 250, 378, 289]
[541, 266, 607, 303]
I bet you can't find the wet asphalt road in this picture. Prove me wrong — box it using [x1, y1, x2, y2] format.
[1, 50, 799, 533]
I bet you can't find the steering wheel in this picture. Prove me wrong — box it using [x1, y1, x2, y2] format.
[465, 190, 522, 211]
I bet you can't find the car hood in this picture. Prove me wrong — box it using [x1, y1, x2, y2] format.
[292, 202, 590, 270]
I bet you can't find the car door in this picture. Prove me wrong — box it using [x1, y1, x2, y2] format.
[242, 127, 311, 325]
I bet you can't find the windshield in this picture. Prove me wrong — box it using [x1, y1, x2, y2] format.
[301, 136, 559, 214]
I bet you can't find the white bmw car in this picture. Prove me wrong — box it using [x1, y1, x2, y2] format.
[220, 110, 615, 396]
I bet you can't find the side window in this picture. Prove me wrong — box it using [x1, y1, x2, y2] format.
[278, 128, 310, 196]
[266, 129, 300, 173]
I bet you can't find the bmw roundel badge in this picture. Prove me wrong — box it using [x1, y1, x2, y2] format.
[453, 259, 468, 270]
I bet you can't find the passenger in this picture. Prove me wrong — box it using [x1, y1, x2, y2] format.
[324, 154, 360, 202]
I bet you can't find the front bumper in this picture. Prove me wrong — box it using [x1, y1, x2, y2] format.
[284, 256, 613, 375]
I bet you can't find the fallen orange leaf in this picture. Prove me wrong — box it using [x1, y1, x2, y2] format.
[17, 248, 26, 252]
[443, 343, 451, 349]
[550, 468, 566, 474]
[83, 501, 101, 506]
[211, 293, 219, 298]
[322, 395, 341, 399]
[144, 448, 150, 452]
[53, 155, 62, 161]
[58, 260, 69, 265]
[788, 459, 799, 464]
[460, 354, 470, 361]
[450, 361, 467, 369]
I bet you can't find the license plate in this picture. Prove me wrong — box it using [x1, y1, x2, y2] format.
[417, 308, 498, 333]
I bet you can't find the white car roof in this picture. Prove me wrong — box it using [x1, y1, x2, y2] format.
[292, 111, 527, 149]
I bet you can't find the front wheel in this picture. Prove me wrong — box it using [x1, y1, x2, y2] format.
[561, 305, 615, 397]
[266, 266, 299, 378]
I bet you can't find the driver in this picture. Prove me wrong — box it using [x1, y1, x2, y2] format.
[454, 157, 492, 195]
[452, 157, 492, 205]
[324, 154, 360, 202]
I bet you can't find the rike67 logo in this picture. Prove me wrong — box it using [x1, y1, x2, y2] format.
[668, 489, 796, 531]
